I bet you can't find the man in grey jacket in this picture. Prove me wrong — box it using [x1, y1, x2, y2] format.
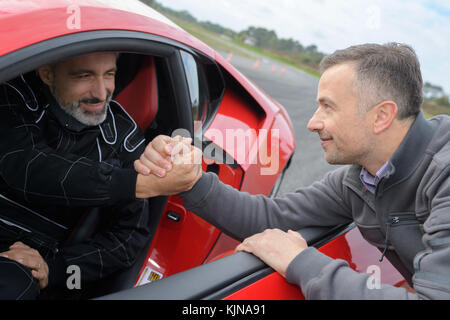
[136, 43, 450, 299]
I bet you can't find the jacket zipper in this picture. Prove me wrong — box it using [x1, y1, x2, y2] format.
[379, 215, 417, 262]
[390, 215, 417, 224]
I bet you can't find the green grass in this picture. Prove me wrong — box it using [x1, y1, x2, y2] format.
[167, 15, 259, 59]
[229, 40, 321, 78]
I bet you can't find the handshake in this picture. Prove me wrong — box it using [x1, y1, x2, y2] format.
[134, 135, 203, 199]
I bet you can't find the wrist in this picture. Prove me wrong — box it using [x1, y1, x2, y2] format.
[136, 174, 159, 198]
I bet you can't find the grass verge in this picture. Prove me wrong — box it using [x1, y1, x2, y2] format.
[167, 14, 320, 78]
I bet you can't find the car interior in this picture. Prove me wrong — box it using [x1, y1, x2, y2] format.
[0, 50, 192, 298]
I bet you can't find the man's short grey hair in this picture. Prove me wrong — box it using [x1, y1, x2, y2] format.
[49, 51, 120, 72]
[319, 43, 423, 119]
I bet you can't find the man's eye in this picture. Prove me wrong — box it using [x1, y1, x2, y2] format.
[77, 74, 91, 79]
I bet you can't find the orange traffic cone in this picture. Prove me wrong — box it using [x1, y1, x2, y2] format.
[253, 59, 260, 70]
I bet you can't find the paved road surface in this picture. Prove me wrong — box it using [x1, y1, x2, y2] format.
[218, 51, 337, 195]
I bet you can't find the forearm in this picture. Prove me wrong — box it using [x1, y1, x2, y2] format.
[0, 145, 137, 206]
[179, 171, 353, 241]
[0, 111, 137, 206]
[286, 247, 419, 299]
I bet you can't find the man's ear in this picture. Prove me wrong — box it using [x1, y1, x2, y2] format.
[372, 101, 398, 135]
[37, 65, 54, 89]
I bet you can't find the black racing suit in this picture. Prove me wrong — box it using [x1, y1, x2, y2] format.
[0, 75, 151, 293]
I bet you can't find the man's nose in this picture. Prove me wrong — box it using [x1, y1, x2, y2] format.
[307, 109, 324, 132]
[91, 77, 109, 101]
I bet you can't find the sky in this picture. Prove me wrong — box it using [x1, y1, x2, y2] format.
[159, 0, 450, 94]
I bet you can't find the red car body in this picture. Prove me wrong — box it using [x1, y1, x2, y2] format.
[0, 0, 410, 299]
[0, 0, 295, 295]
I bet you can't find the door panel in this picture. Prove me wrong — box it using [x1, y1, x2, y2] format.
[98, 225, 356, 300]
[221, 226, 412, 300]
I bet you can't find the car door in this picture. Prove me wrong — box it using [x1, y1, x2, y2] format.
[98, 222, 411, 300]
[132, 45, 295, 284]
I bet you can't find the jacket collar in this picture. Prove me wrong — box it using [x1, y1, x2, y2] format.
[44, 87, 89, 133]
[344, 111, 438, 193]
[382, 111, 437, 188]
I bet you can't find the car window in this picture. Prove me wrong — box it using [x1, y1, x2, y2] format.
[180, 51, 209, 131]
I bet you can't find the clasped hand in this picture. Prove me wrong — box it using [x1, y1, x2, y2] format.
[135, 135, 203, 198]
[135, 135, 308, 278]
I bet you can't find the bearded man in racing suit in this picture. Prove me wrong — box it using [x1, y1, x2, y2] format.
[0, 52, 201, 299]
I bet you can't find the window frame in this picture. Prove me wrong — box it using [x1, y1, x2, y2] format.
[0, 30, 210, 137]
[178, 49, 225, 134]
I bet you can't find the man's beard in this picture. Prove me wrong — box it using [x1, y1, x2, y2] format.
[319, 130, 374, 167]
[53, 88, 110, 127]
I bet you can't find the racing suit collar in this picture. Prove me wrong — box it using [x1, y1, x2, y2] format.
[44, 87, 90, 132]
[43, 87, 116, 143]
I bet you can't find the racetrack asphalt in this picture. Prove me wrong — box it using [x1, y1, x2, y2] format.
[218, 51, 338, 195]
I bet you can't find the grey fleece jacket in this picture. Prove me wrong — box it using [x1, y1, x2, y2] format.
[179, 112, 450, 300]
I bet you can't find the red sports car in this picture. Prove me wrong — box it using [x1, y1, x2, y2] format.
[0, 0, 409, 300]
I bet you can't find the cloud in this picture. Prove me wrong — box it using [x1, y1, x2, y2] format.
[160, 0, 450, 93]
